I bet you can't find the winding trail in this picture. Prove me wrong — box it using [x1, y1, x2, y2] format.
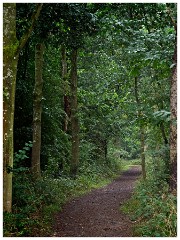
[53, 166, 141, 237]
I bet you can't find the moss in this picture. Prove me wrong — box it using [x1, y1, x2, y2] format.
[3, 40, 19, 58]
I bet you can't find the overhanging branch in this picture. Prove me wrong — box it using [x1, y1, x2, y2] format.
[16, 3, 43, 56]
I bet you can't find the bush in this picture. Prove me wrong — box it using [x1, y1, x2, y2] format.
[121, 157, 177, 237]
[4, 144, 126, 237]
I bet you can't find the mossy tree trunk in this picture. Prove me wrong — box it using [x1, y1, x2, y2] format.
[3, 3, 43, 212]
[3, 3, 18, 213]
[70, 49, 79, 177]
[134, 77, 146, 180]
[31, 43, 44, 178]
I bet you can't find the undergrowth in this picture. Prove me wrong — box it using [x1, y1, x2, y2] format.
[121, 156, 177, 237]
[4, 146, 134, 237]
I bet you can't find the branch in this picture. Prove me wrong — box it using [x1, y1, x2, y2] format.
[166, 4, 177, 32]
[134, 77, 139, 105]
[16, 3, 43, 55]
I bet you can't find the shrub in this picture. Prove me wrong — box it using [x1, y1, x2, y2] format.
[121, 157, 177, 237]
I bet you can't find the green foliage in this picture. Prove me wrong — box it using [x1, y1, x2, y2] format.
[4, 212, 34, 237]
[153, 110, 171, 123]
[7, 2, 176, 237]
[121, 158, 177, 237]
[4, 153, 125, 237]
[13, 141, 32, 171]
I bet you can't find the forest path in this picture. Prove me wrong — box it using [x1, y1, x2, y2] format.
[53, 166, 141, 237]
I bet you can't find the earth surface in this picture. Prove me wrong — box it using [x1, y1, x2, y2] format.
[53, 166, 141, 237]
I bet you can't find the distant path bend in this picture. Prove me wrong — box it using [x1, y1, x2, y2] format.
[53, 165, 141, 237]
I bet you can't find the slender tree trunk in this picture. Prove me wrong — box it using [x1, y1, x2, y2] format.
[61, 45, 71, 132]
[169, 47, 177, 192]
[70, 49, 79, 177]
[3, 3, 43, 212]
[160, 121, 168, 145]
[140, 126, 146, 179]
[31, 43, 44, 178]
[104, 139, 108, 162]
[157, 99, 169, 145]
[134, 77, 146, 179]
[3, 3, 18, 212]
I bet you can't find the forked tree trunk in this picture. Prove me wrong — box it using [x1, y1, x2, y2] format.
[31, 43, 44, 178]
[3, 3, 43, 212]
[134, 77, 146, 180]
[70, 49, 79, 177]
[3, 3, 18, 213]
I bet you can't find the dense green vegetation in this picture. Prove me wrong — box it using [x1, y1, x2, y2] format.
[121, 157, 176, 237]
[3, 3, 177, 237]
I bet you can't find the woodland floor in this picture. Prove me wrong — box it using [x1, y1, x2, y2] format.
[53, 166, 141, 237]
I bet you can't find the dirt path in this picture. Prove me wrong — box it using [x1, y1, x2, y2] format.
[53, 166, 141, 237]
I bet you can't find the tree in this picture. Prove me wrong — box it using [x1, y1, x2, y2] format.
[70, 48, 79, 176]
[31, 43, 44, 178]
[168, 6, 177, 192]
[3, 3, 42, 212]
[169, 59, 177, 192]
[134, 77, 146, 179]
[61, 45, 71, 133]
[3, 3, 18, 213]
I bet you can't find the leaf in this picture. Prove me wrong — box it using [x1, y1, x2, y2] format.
[129, 67, 140, 77]
[153, 110, 171, 122]
[170, 63, 176, 69]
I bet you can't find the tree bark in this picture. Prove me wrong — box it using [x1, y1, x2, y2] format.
[31, 43, 44, 178]
[169, 52, 177, 192]
[3, 3, 18, 213]
[70, 49, 79, 177]
[61, 45, 71, 132]
[3, 3, 42, 212]
[166, 3, 177, 192]
[134, 77, 146, 179]
[160, 121, 168, 145]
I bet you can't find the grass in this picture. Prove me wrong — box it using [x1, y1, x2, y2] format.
[4, 158, 140, 237]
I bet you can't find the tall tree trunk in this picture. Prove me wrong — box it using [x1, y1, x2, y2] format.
[3, 3, 18, 213]
[3, 3, 43, 212]
[70, 49, 79, 177]
[169, 48, 177, 192]
[134, 77, 146, 179]
[157, 99, 168, 145]
[166, 3, 177, 192]
[104, 139, 108, 162]
[140, 126, 146, 179]
[61, 45, 71, 132]
[31, 43, 44, 178]
[160, 121, 168, 145]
